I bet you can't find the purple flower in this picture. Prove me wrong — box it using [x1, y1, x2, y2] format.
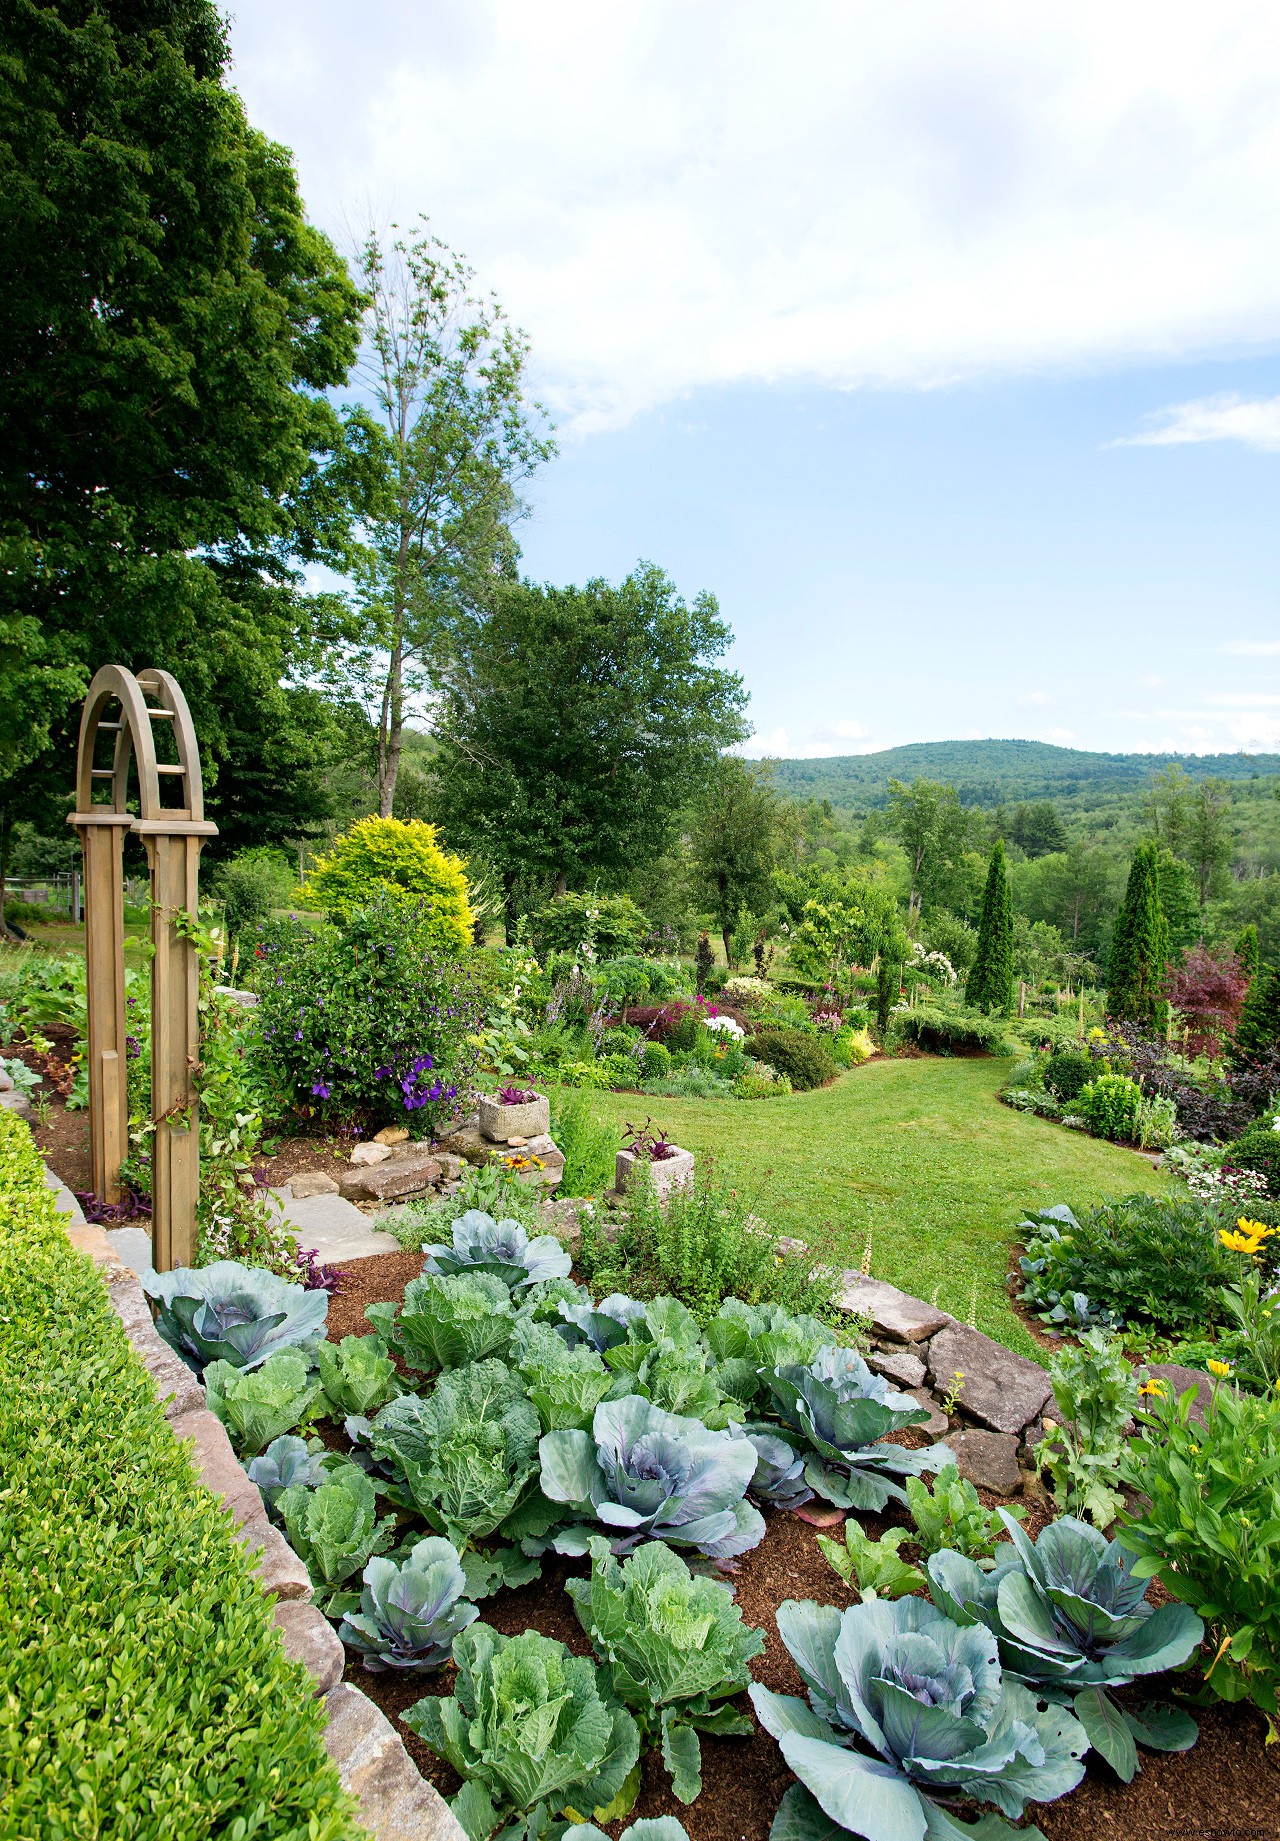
[311, 1081, 331, 1099]
[125, 1035, 141, 1059]
[294, 1030, 303, 1040]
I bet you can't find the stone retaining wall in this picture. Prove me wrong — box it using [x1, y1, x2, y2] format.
[56, 1184, 463, 1841]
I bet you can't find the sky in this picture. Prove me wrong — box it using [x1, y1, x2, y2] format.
[225, 1, 1280, 760]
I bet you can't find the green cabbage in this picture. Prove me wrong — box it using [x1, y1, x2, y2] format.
[511, 1319, 622, 1432]
[204, 1349, 321, 1457]
[403, 1623, 639, 1841]
[366, 1271, 516, 1373]
[602, 1297, 743, 1429]
[278, 1462, 397, 1615]
[315, 1334, 403, 1417]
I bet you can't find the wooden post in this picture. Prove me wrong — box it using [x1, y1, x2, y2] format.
[139, 824, 206, 1270]
[72, 812, 133, 1203]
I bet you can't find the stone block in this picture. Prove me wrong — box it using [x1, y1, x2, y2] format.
[434, 1153, 465, 1181]
[374, 1126, 410, 1145]
[927, 1326, 1052, 1435]
[240, 1517, 313, 1601]
[0, 1088, 35, 1121]
[835, 1273, 952, 1342]
[110, 1278, 204, 1417]
[946, 1427, 1021, 1496]
[0, 1066, 12, 1091]
[1143, 1363, 1219, 1425]
[214, 984, 259, 1008]
[868, 1349, 926, 1390]
[479, 1091, 550, 1143]
[433, 1124, 491, 1165]
[322, 1683, 467, 1841]
[350, 1142, 392, 1166]
[907, 1389, 950, 1438]
[616, 1145, 694, 1199]
[290, 1170, 340, 1199]
[277, 1189, 402, 1260]
[44, 1165, 86, 1225]
[340, 1153, 442, 1202]
[169, 1405, 264, 1529]
[274, 1600, 345, 1695]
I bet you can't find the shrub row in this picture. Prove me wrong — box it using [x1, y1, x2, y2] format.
[0, 1108, 364, 1841]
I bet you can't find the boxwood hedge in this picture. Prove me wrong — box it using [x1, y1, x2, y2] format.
[0, 1108, 365, 1840]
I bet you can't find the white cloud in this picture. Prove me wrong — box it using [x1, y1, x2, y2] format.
[1018, 691, 1052, 706]
[227, 1, 1280, 430]
[1039, 726, 1078, 743]
[743, 718, 873, 758]
[1223, 639, 1280, 654]
[1111, 393, 1280, 451]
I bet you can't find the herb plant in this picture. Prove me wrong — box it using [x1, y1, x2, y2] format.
[905, 1464, 1022, 1563]
[816, 1521, 926, 1601]
[403, 1623, 640, 1841]
[339, 1537, 479, 1671]
[204, 1350, 321, 1458]
[930, 1510, 1203, 1783]
[567, 1538, 763, 1805]
[1042, 1329, 1139, 1529]
[751, 1597, 1087, 1840]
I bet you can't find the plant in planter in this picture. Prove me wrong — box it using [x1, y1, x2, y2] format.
[930, 1510, 1203, 1783]
[615, 1117, 695, 1199]
[479, 1084, 551, 1144]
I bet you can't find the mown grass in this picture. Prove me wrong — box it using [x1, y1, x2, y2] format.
[576, 1056, 1171, 1360]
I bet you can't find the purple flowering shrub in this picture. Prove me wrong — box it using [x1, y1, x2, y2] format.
[251, 894, 483, 1135]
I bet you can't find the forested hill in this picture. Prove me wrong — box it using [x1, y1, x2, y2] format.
[767, 739, 1280, 812]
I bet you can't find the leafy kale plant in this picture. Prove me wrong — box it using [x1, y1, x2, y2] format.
[246, 1434, 328, 1510]
[144, 1259, 329, 1375]
[278, 1462, 397, 1615]
[423, 1209, 572, 1290]
[367, 1271, 517, 1373]
[817, 1522, 925, 1602]
[369, 1359, 541, 1546]
[339, 1537, 479, 1671]
[930, 1509, 1203, 1785]
[766, 1345, 953, 1511]
[204, 1349, 321, 1458]
[537, 1395, 765, 1560]
[567, 1538, 764, 1805]
[905, 1464, 1023, 1564]
[315, 1334, 404, 1417]
[1042, 1329, 1139, 1529]
[403, 1623, 639, 1841]
[751, 1596, 1087, 1841]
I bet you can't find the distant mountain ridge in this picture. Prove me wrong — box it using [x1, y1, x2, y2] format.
[766, 738, 1280, 811]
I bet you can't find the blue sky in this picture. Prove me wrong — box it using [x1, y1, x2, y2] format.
[226, 1, 1280, 758]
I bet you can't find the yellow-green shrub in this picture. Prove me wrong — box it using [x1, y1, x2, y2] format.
[301, 816, 473, 950]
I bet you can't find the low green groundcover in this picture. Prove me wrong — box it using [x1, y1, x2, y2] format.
[0, 1108, 365, 1840]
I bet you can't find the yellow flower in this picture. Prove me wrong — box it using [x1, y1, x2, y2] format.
[1207, 1358, 1233, 1377]
[1138, 1378, 1167, 1399]
[1235, 1218, 1276, 1238]
[1220, 1227, 1267, 1254]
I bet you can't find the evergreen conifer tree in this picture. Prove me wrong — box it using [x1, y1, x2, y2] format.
[1234, 961, 1280, 1058]
[1106, 842, 1170, 1028]
[967, 839, 1015, 1014]
[1236, 923, 1260, 984]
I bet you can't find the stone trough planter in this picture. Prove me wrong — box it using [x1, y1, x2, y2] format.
[479, 1091, 550, 1143]
[615, 1143, 695, 1199]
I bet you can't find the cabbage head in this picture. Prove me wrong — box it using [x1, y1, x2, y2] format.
[340, 1537, 479, 1671]
[278, 1462, 397, 1615]
[204, 1349, 321, 1457]
[564, 1823, 690, 1841]
[246, 1434, 328, 1510]
[315, 1333, 404, 1416]
[706, 1299, 836, 1415]
[929, 1509, 1203, 1783]
[144, 1259, 329, 1374]
[511, 1319, 623, 1432]
[745, 1430, 814, 1511]
[403, 1622, 639, 1841]
[423, 1209, 572, 1290]
[367, 1271, 517, 1373]
[602, 1297, 744, 1429]
[369, 1359, 541, 1546]
[767, 1345, 953, 1511]
[751, 1595, 1088, 1841]
[538, 1395, 765, 1561]
[558, 1292, 647, 1352]
[567, 1537, 763, 1803]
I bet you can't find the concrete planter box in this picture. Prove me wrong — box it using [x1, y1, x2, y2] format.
[479, 1091, 550, 1143]
[615, 1145, 695, 1199]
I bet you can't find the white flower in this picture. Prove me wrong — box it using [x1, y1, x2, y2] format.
[703, 1014, 745, 1039]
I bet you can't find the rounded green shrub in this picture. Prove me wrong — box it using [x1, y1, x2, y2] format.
[747, 1025, 838, 1091]
[300, 816, 473, 951]
[1225, 1118, 1280, 1197]
[1078, 1073, 1142, 1142]
[641, 1041, 671, 1079]
[1044, 1048, 1094, 1102]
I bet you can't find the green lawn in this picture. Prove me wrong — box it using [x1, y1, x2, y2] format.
[580, 1057, 1170, 1360]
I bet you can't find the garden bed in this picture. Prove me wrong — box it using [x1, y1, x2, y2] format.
[329, 1255, 1280, 1841]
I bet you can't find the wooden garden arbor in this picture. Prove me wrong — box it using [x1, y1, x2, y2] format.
[68, 666, 217, 1270]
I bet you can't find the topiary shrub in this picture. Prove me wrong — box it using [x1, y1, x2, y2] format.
[1224, 1118, 1280, 1197]
[1044, 1048, 1094, 1103]
[300, 816, 473, 951]
[746, 1026, 837, 1091]
[1078, 1073, 1142, 1142]
[641, 1040, 671, 1079]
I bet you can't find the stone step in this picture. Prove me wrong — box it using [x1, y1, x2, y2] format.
[270, 1188, 401, 1262]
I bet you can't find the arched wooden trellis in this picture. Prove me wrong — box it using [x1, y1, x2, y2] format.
[68, 666, 217, 1270]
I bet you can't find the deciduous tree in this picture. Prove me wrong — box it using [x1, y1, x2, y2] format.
[688, 759, 791, 966]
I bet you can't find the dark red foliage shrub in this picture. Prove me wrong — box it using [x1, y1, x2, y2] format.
[1161, 948, 1248, 1057]
[622, 999, 748, 1044]
[1091, 1020, 1252, 1142]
